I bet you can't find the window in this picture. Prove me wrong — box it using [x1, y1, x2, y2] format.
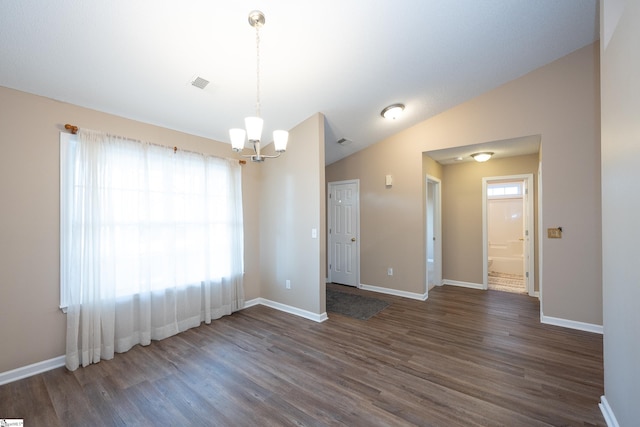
[60, 131, 244, 308]
[487, 182, 523, 199]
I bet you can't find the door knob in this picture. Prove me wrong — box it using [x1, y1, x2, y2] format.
[351, 237, 356, 242]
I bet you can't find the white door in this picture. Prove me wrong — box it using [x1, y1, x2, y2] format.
[426, 176, 442, 290]
[328, 180, 359, 287]
[522, 178, 531, 292]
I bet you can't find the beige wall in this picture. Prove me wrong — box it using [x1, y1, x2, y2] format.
[0, 86, 262, 373]
[436, 154, 539, 288]
[326, 43, 601, 326]
[259, 113, 326, 314]
[422, 155, 443, 181]
[601, 0, 640, 424]
[326, 136, 426, 294]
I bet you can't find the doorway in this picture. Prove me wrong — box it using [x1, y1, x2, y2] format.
[482, 174, 535, 295]
[426, 176, 442, 291]
[327, 180, 360, 287]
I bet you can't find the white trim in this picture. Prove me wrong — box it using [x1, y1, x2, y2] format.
[243, 298, 328, 323]
[538, 161, 544, 319]
[442, 279, 484, 290]
[425, 175, 442, 295]
[243, 298, 262, 308]
[524, 174, 535, 297]
[599, 396, 620, 427]
[359, 283, 428, 301]
[541, 314, 603, 334]
[0, 355, 66, 386]
[482, 178, 489, 290]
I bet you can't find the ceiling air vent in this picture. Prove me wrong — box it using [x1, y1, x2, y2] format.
[191, 76, 210, 89]
[337, 138, 352, 146]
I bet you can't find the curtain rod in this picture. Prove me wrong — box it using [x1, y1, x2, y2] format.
[64, 124, 246, 165]
[65, 124, 78, 134]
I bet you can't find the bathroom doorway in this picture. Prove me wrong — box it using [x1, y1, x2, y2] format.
[482, 174, 534, 295]
[426, 175, 442, 291]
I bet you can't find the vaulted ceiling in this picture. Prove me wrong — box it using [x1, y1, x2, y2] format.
[0, 1, 598, 164]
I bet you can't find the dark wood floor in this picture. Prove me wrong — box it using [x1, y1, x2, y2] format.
[0, 284, 604, 426]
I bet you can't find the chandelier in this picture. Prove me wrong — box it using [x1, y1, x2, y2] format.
[229, 10, 288, 162]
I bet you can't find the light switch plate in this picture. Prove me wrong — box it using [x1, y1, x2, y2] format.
[547, 228, 562, 238]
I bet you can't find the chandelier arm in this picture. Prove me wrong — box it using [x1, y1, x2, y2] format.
[250, 152, 282, 162]
[235, 151, 282, 160]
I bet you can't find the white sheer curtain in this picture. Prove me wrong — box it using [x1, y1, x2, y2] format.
[62, 129, 244, 371]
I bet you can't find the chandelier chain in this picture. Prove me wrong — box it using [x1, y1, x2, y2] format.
[255, 23, 261, 118]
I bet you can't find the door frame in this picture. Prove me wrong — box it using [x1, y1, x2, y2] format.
[482, 174, 535, 296]
[327, 179, 360, 287]
[537, 161, 544, 309]
[425, 175, 442, 292]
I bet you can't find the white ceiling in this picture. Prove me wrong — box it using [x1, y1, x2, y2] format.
[0, 1, 598, 165]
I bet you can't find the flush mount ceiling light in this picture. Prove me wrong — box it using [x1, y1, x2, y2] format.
[380, 103, 405, 120]
[229, 10, 288, 162]
[471, 152, 494, 162]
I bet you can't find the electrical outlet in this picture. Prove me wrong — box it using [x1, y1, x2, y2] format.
[286, 279, 291, 289]
[387, 268, 393, 276]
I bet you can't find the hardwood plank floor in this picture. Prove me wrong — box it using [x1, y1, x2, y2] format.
[0, 284, 604, 426]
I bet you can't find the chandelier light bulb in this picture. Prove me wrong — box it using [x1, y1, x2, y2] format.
[273, 130, 289, 152]
[229, 128, 246, 151]
[244, 117, 263, 142]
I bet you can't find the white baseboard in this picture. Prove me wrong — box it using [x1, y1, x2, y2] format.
[243, 297, 262, 308]
[0, 355, 66, 386]
[541, 314, 603, 334]
[243, 298, 328, 323]
[599, 396, 620, 427]
[359, 283, 428, 301]
[442, 279, 484, 290]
